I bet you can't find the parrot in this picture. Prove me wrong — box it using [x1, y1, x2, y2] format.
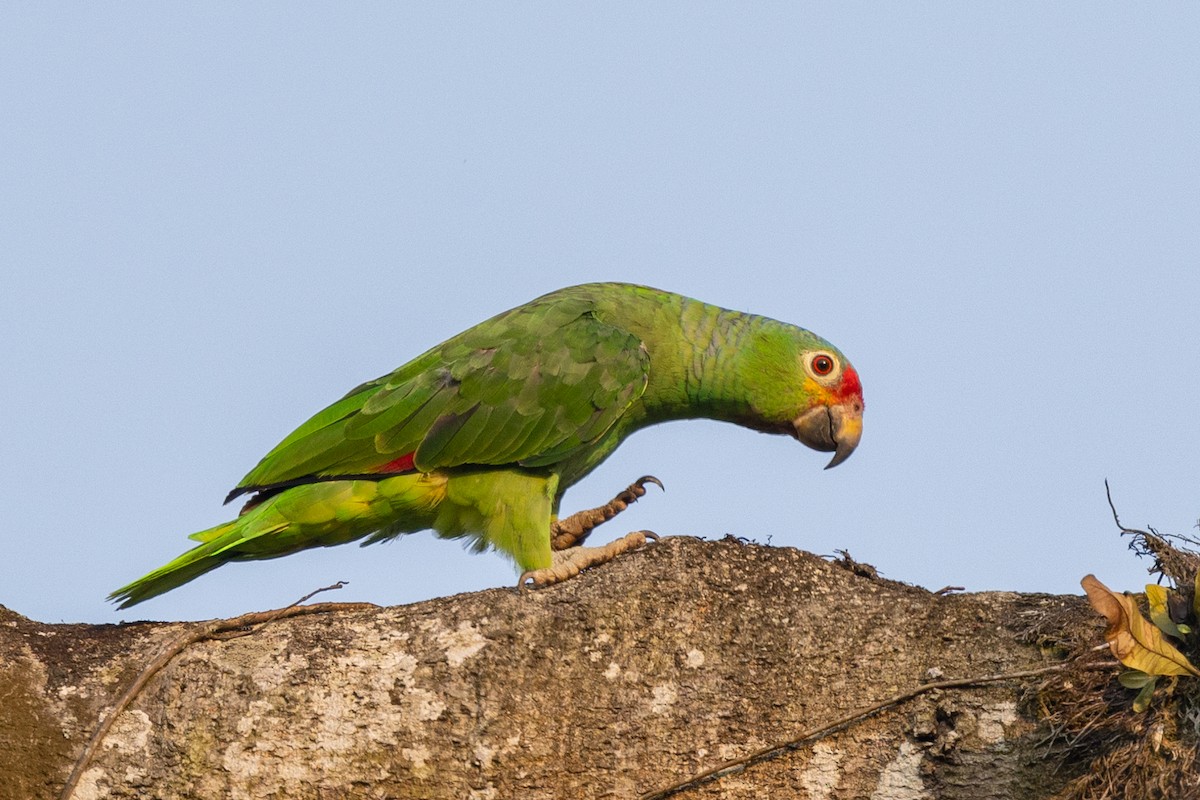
[110, 282, 863, 608]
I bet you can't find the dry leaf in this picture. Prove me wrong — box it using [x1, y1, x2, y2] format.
[1081, 574, 1200, 678]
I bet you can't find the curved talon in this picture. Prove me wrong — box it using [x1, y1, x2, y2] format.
[636, 475, 665, 492]
[551, 475, 667, 551]
[635, 529, 661, 542]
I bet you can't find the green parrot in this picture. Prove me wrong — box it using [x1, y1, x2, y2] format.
[111, 283, 863, 608]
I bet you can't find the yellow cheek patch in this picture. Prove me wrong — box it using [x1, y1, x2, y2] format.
[801, 376, 839, 405]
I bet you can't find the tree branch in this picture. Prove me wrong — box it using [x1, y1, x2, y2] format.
[58, 583, 376, 800]
[637, 659, 1118, 800]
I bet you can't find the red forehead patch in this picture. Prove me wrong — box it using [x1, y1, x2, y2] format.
[838, 365, 863, 402]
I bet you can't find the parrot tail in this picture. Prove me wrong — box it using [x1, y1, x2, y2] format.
[109, 474, 448, 609]
[108, 520, 246, 609]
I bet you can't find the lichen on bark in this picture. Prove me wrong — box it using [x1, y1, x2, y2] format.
[1, 537, 1101, 800]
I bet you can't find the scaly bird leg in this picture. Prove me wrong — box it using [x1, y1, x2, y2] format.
[550, 475, 664, 551]
[520, 531, 659, 589]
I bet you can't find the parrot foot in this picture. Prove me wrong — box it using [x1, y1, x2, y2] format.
[550, 475, 664, 550]
[520, 531, 659, 589]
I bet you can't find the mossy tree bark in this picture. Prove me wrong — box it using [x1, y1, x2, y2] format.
[1, 537, 1099, 800]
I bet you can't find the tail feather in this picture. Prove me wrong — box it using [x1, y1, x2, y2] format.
[109, 521, 241, 609]
[111, 475, 446, 609]
[188, 519, 236, 543]
[108, 555, 223, 609]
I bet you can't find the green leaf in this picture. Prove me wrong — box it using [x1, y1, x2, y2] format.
[1145, 584, 1185, 639]
[1132, 678, 1158, 713]
[1118, 669, 1154, 689]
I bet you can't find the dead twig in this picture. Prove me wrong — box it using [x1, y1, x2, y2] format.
[636, 659, 1118, 800]
[1105, 480, 1200, 590]
[59, 583, 376, 800]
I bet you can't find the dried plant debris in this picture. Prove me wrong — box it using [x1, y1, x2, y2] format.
[1043, 486, 1200, 799]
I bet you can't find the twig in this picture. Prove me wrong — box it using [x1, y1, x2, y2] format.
[59, 583, 375, 800]
[1105, 479, 1143, 535]
[636, 659, 1118, 800]
[1106, 479, 1200, 586]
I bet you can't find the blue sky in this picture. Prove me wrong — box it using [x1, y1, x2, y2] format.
[3, 5, 1198, 623]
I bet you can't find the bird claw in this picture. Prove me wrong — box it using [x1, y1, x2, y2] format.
[518, 530, 658, 591]
[550, 476, 665, 551]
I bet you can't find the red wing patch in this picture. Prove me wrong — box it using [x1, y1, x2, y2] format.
[374, 452, 417, 474]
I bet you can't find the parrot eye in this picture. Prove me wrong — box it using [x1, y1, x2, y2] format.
[809, 353, 836, 377]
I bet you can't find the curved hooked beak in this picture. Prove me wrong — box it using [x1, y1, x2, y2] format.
[792, 400, 863, 469]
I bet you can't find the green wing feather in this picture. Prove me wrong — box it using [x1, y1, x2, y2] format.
[234, 292, 649, 495]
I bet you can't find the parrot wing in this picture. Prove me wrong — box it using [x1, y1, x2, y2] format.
[229, 294, 649, 501]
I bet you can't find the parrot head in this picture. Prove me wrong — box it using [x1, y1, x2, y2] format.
[790, 349, 863, 469]
[738, 324, 864, 469]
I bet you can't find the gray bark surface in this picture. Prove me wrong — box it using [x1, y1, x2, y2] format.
[1, 537, 1094, 799]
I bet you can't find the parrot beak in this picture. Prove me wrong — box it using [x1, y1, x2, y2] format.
[792, 400, 863, 469]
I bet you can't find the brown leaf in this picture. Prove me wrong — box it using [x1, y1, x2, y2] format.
[1081, 574, 1200, 678]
